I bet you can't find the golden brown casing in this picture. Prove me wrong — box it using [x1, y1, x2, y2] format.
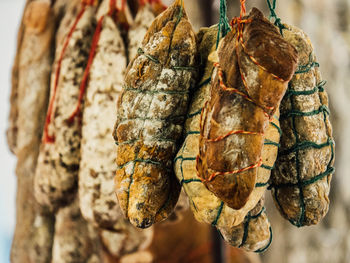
[113, 0, 197, 228]
[271, 24, 335, 227]
[197, 8, 297, 209]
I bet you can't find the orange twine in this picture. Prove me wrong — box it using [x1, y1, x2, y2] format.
[196, 0, 280, 183]
[198, 156, 263, 183]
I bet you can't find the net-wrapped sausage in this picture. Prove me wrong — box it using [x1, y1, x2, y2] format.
[113, 0, 197, 228]
[270, 24, 335, 227]
[196, 8, 297, 209]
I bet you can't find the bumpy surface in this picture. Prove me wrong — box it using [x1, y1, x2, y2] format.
[79, 2, 126, 230]
[270, 24, 335, 227]
[34, 5, 96, 210]
[197, 8, 297, 209]
[9, 1, 58, 262]
[113, 0, 197, 228]
[52, 198, 101, 263]
[127, 3, 156, 61]
[100, 220, 154, 258]
[174, 25, 278, 252]
[217, 200, 272, 252]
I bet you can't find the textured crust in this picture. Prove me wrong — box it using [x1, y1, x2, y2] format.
[127, 3, 156, 61]
[271, 24, 335, 226]
[175, 26, 280, 243]
[34, 5, 96, 210]
[113, 0, 197, 228]
[52, 198, 102, 263]
[7, 0, 30, 155]
[197, 8, 297, 209]
[217, 200, 272, 252]
[100, 220, 154, 258]
[79, 4, 126, 230]
[10, 2, 59, 261]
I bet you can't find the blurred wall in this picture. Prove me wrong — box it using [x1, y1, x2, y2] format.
[0, 1, 24, 263]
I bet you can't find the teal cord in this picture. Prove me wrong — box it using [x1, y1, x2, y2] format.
[266, 0, 286, 35]
[216, 0, 231, 48]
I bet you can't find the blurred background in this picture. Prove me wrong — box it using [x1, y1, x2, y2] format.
[1, 0, 350, 262]
[0, 1, 24, 262]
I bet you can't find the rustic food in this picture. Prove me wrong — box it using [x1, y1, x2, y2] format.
[270, 24, 335, 226]
[52, 198, 102, 263]
[34, 2, 96, 209]
[100, 220, 154, 258]
[197, 8, 298, 209]
[127, 1, 156, 60]
[175, 26, 279, 253]
[79, 0, 126, 230]
[217, 199, 272, 252]
[113, 0, 197, 228]
[9, 1, 59, 261]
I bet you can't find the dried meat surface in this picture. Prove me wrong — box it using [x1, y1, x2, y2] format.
[271, 24, 335, 226]
[34, 5, 96, 210]
[197, 8, 297, 209]
[79, 1, 126, 230]
[113, 0, 197, 228]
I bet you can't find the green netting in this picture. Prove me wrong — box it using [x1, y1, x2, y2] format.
[266, 0, 286, 34]
[116, 1, 192, 217]
[265, 0, 335, 227]
[271, 55, 335, 227]
[174, 1, 276, 251]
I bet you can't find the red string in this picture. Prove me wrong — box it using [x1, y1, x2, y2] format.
[108, 0, 117, 16]
[67, 16, 104, 124]
[68, 0, 119, 123]
[43, 4, 88, 143]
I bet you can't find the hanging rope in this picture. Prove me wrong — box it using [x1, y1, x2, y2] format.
[216, 0, 231, 48]
[266, 0, 285, 34]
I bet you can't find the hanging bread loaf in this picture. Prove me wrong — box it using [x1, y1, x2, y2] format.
[196, 8, 298, 209]
[34, 2, 96, 210]
[113, 0, 197, 228]
[79, 0, 126, 230]
[270, 24, 335, 227]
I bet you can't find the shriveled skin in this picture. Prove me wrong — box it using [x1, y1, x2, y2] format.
[217, 200, 272, 253]
[10, 1, 60, 262]
[127, 3, 156, 61]
[100, 220, 154, 259]
[79, 3, 125, 230]
[197, 8, 297, 209]
[175, 26, 280, 239]
[113, 0, 197, 228]
[34, 5, 96, 210]
[271, 24, 335, 227]
[52, 198, 102, 263]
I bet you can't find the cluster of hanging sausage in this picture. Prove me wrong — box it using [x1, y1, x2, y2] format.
[12, 0, 334, 257]
[114, 0, 335, 252]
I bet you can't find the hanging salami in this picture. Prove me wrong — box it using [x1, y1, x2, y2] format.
[113, 0, 197, 228]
